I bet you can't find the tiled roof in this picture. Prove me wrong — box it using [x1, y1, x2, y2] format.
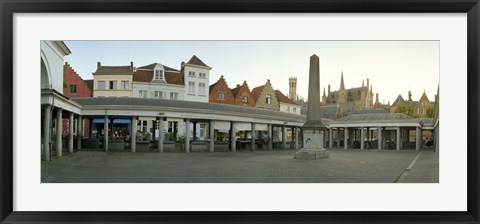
[351, 109, 388, 114]
[186, 55, 209, 68]
[250, 85, 265, 102]
[336, 113, 414, 122]
[274, 90, 298, 105]
[137, 63, 180, 72]
[134, 70, 184, 85]
[392, 95, 405, 107]
[71, 97, 307, 123]
[94, 66, 133, 75]
[84, 79, 93, 92]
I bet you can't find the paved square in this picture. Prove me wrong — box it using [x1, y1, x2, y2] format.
[41, 149, 438, 183]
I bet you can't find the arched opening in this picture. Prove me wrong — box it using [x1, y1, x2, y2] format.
[41, 58, 50, 89]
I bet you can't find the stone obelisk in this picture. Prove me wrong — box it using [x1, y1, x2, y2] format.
[295, 54, 329, 159]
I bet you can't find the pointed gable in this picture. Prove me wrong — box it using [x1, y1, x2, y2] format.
[231, 81, 255, 107]
[392, 94, 405, 107]
[209, 75, 234, 104]
[185, 55, 210, 68]
[340, 71, 345, 90]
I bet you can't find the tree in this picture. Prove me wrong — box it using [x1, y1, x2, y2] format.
[394, 103, 416, 117]
[426, 106, 435, 118]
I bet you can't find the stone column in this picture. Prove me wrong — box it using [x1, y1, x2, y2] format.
[230, 121, 236, 152]
[378, 127, 382, 150]
[68, 112, 74, 153]
[360, 127, 365, 150]
[77, 116, 82, 150]
[344, 128, 348, 149]
[43, 105, 52, 161]
[158, 118, 164, 153]
[209, 120, 215, 152]
[55, 108, 63, 157]
[251, 123, 256, 151]
[104, 115, 109, 152]
[329, 128, 333, 148]
[131, 116, 136, 152]
[282, 125, 286, 150]
[416, 126, 422, 151]
[396, 127, 401, 151]
[268, 124, 273, 150]
[295, 127, 299, 150]
[185, 119, 190, 153]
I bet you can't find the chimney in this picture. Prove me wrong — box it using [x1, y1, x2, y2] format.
[328, 84, 331, 94]
[181, 61, 185, 68]
[97, 62, 101, 68]
[367, 78, 369, 88]
[130, 61, 134, 68]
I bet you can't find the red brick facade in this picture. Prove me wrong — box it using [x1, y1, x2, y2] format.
[62, 62, 92, 137]
[231, 81, 255, 107]
[209, 76, 235, 104]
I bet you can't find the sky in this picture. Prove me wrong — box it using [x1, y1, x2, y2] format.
[64, 41, 439, 104]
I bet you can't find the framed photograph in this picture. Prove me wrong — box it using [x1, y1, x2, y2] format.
[1, 0, 479, 223]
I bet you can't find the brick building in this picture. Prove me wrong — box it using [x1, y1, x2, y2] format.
[209, 75, 235, 104]
[250, 79, 280, 111]
[231, 81, 255, 107]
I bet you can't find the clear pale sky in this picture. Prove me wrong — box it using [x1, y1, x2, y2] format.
[64, 41, 439, 104]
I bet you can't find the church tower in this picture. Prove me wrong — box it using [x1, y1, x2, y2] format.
[288, 77, 297, 100]
[322, 87, 327, 105]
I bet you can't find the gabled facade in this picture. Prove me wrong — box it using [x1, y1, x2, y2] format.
[250, 79, 280, 111]
[324, 71, 374, 109]
[92, 62, 134, 97]
[413, 92, 433, 118]
[181, 55, 212, 103]
[209, 75, 235, 104]
[133, 63, 185, 100]
[231, 81, 255, 107]
[274, 90, 301, 114]
[63, 62, 92, 98]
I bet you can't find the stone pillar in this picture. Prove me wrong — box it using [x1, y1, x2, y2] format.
[230, 121, 236, 152]
[77, 116, 82, 150]
[360, 127, 365, 150]
[209, 120, 215, 152]
[251, 123, 256, 151]
[295, 127, 299, 150]
[329, 128, 333, 148]
[268, 124, 273, 150]
[68, 112, 74, 153]
[158, 118, 164, 153]
[344, 128, 348, 149]
[55, 108, 63, 157]
[378, 127, 382, 150]
[282, 125, 286, 150]
[43, 106, 52, 161]
[185, 119, 190, 153]
[416, 126, 422, 151]
[396, 127, 401, 151]
[131, 116, 136, 152]
[104, 115, 109, 152]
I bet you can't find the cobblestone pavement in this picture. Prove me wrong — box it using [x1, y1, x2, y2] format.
[41, 148, 438, 183]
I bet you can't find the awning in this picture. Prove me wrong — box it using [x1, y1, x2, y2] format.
[213, 121, 230, 130]
[234, 123, 251, 131]
[254, 124, 268, 131]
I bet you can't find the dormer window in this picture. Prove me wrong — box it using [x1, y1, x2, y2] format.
[155, 69, 164, 80]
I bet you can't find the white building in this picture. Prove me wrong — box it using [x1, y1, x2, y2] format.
[275, 90, 302, 115]
[133, 63, 185, 100]
[181, 55, 212, 103]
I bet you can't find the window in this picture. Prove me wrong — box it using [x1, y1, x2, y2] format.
[97, 81, 105, 90]
[139, 90, 147, 98]
[155, 70, 164, 80]
[287, 106, 290, 112]
[241, 96, 248, 103]
[121, 81, 129, 90]
[188, 81, 195, 94]
[154, 91, 163, 99]
[69, 85, 77, 94]
[170, 92, 178, 100]
[358, 90, 361, 96]
[199, 83, 206, 95]
[422, 101, 426, 106]
[188, 71, 196, 77]
[218, 91, 225, 101]
[418, 108, 423, 115]
[266, 94, 271, 104]
[293, 107, 297, 113]
[199, 73, 206, 78]
[109, 81, 117, 90]
[137, 120, 148, 132]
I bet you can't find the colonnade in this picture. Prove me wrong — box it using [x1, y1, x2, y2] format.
[326, 126, 424, 151]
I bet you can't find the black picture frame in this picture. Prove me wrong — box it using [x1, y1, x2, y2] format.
[1, 0, 479, 223]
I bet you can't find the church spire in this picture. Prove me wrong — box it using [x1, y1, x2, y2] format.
[340, 71, 345, 90]
[323, 87, 326, 97]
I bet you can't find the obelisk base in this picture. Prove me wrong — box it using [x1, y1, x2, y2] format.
[295, 129, 329, 160]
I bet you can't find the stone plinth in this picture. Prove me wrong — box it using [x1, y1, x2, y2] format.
[295, 129, 329, 159]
